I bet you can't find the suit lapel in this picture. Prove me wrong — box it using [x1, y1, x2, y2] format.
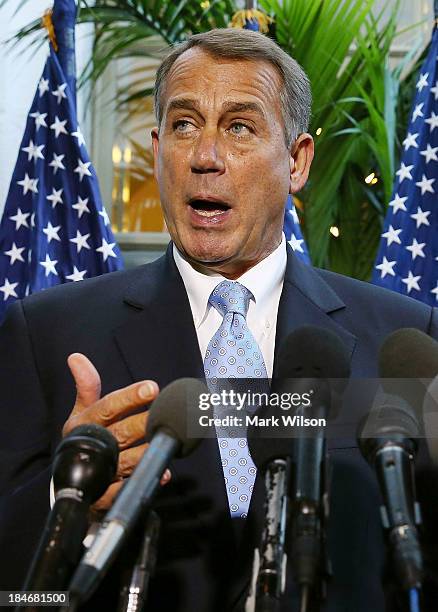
[113, 246, 204, 387]
[273, 245, 357, 375]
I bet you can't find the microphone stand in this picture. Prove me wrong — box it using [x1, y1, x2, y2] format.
[116, 511, 161, 612]
[290, 404, 331, 612]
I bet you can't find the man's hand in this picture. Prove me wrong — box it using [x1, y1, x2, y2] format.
[63, 353, 170, 511]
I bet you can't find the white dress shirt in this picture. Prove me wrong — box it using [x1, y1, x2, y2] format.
[173, 234, 287, 377]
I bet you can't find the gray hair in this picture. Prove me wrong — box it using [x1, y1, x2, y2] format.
[154, 28, 311, 146]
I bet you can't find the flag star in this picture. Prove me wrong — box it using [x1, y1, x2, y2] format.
[50, 115, 68, 138]
[22, 140, 45, 162]
[402, 132, 419, 151]
[98, 207, 110, 226]
[39, 254, 58, 277]
[30, 111, 47, 130]
[0, 278, 19, 301]
[70, 230, 91, 253]
[375, 256, 396, 279]
[406, 238, 426, 260]
[52, 83, 68, 104]
[402, 271, 421, 293]
[46, 187, 64, 209]
[43, 221, 61, 243]
[415, 173, 435, 195]
[431, 81, 438, 101]
[49, 153, 66, 174]
[25, 284, 30, 297]
[425, 111, 438, 132]
[30, 213, 36, 228]
[4, 242, 25, 264]
[288, 234, 304, 253]
[96, 238, 117, 261]
[291, 207, 299, 224]
[431, 282, 438, 300]
[74, 159, 92, 181]
[72, 196, 90, 218]
[71, 127, 86, 147]
[66, 266, 87, 282]
[388, 193, 408, 214]
[416, 72, 429, 91]
[9, 208, 30, 230]
[382, 225, 402, 246]
[396, 162, 414, 183]
[420, 144, 438, 164]
[412, 102, 424, 121]
[17, 173, 38, 195]
[410, 206, 431, 228]
[38, 77, 49, 97]
[28, 249, 32, 264]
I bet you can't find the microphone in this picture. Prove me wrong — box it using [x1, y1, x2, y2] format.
[116, 511, 161, 612]
[21, 424, 119, 596]
[282, 326, 350, 610]
[423, 375, 438, 465]
[380, 325, 438, 458]
[379, 327, 438, 381]
[247, 434, 292, 612]
[67, 377, 205, 607]
[358, 393, 423, 590]
[246, 326, 350, 612]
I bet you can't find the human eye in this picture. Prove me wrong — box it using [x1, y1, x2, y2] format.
[229, 122, 252, 137]
[172, 119, 196, 134]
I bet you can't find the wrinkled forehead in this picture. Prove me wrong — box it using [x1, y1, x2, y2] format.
[160, 47, 284, 116]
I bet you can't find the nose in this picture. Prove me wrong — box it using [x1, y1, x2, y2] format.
[190, 128, 225, 174]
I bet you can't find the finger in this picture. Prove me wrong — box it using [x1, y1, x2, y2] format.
[92, 468, 172, 513]
[67, 353, 101, 414]
[74, 380, 159, 428]
[117, 446, 172, 481]
[92, 480, 124, 513]
[108, 412, 148, 450]
[117, 444, 148, 479]
[161, 468, 172, 485]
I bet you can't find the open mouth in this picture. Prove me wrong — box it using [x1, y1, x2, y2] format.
[188, 199, 231, 217]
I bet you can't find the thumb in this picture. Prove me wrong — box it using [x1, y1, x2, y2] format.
[67, 352, 101, 415]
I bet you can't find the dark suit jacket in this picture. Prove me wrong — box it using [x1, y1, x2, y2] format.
[1, 244, 438, 611]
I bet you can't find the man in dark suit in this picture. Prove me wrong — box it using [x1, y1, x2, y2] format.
[1, 27, 437, 611]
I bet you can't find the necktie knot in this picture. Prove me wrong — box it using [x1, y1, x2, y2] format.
[209, 280, 253, 319]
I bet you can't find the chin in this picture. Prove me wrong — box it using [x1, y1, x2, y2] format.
[181, 237, 235, 265]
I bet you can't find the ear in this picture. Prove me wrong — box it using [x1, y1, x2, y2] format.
[151, 127, 160, 181]
[288, 133, 314, 195]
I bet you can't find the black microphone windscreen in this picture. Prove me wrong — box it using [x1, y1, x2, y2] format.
[379, 328, 438, 379]
[145, 378, 206, 457]
[248, 435, 293, 469]
[276, 325, 351, 381]
[53, 424, 119, 502]
[56, 424, 119, 472]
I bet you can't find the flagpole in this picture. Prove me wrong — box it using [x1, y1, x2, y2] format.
[52, 0, 77, 112]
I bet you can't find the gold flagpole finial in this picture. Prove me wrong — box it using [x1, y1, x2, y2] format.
[230, 9, 273, 33]
[42, 9, 58, 52]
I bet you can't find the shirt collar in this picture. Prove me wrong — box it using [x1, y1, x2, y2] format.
[173, 234, 287, 328]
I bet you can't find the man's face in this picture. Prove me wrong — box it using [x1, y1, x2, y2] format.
[152, 48, 313, 278]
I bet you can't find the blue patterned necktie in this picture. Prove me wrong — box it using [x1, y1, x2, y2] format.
[204, 280, 269, 518]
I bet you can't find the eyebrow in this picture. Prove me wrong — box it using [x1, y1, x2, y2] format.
[166, 98, 266, 119]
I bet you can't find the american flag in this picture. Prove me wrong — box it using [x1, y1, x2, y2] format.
[283, 195, 311, 264]
[0, 44, 123, 322]
[372, 27, 438, 304]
